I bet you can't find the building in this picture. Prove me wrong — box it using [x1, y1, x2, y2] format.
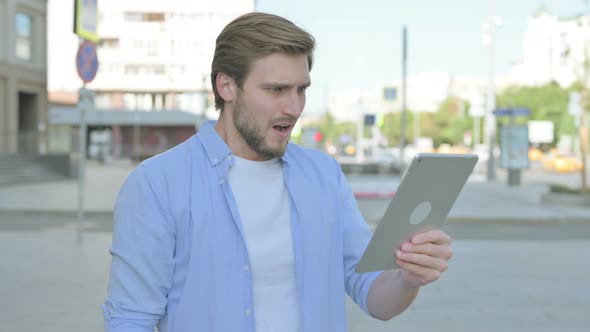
[0, 0, 48, 154]
[47, 0, 254, 159]
[508, 7, 590, 88]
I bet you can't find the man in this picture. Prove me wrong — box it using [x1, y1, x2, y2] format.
[102, 12, 452, 332]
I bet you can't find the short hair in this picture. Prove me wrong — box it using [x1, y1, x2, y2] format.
[211, 12, 316, 110]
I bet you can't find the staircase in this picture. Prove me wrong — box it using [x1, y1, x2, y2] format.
[0, 154, 69, 186]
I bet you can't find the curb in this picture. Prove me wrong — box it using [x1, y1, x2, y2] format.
[0, 209, 113, 218]
[1, 210, 588, 226]
[446, 216, 590, 226]
[541, 192, 590, 207]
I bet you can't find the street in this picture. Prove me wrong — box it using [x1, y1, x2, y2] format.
[2, 1, 590, 331]
[0, 213, 589, 332]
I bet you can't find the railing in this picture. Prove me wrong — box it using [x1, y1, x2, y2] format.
[0, 129, 182, 160]
[0, 130, 75, 155]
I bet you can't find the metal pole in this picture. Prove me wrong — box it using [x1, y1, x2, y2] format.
[77, 87, 87, 242]
[474, 116, 480, 149]
[357, 108, 364, 163]
[581, 102, 588, 193]
[485, 0, 497, 181]
[581, 20, 589, 194]
[414, 109, 419, 146]
[400, 25, 408, 168]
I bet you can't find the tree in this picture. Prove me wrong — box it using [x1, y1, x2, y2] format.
[419, 96, 472, 147]
[382, 111, 416, 147]
[496, 82, 573, 144]
[317, 111, 356, 147]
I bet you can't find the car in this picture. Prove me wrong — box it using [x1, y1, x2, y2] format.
[552, 155, 583, 173]
[528, 148, 543, 161]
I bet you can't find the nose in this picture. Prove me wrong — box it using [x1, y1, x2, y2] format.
[283, 90, 305, 117]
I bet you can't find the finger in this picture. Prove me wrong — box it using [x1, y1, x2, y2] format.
[396, 259, 443, 284]
[400, 243, 453, 260]
[411, 229, 451, 246]
[396, 250, 449, 272]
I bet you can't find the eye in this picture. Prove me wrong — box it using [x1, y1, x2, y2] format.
[269, 86, 284, 93]
[298, 86, 308, 93]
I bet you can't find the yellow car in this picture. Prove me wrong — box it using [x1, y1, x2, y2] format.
[528, 148, 543, 161]
[552, 155, 583, 173]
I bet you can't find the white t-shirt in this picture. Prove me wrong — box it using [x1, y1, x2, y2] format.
[228, 156, 300, 332]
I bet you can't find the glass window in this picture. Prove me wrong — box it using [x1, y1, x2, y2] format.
[98, 38, 120, 49]
[15, 12, 33, 61]
[124, 12, 165, 22]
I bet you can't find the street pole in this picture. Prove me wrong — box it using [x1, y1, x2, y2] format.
[399, 25, 408, 168]
[77, 87, 88, 242]
[414, 109, 420, 146]
[485, 0, 497, 181]
[474, 116, 480, 148]
[357, 107, 364, 163]
[581, 107, 588, 193]
[582, 18, 590, 194]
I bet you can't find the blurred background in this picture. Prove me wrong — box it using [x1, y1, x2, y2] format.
[0, 0, 589, 331]
[2, 0, 590, 182]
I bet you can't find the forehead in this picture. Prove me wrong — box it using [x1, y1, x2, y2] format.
[245, 53, 310, 85]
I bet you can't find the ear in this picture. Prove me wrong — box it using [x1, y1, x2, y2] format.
[215, 72, 236, 103]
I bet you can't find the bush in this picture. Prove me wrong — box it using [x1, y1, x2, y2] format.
[549, 184, 589, 195]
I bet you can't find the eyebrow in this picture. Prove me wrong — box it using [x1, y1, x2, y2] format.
[260, 82, 312, 89]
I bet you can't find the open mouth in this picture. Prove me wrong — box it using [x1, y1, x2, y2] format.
[273, 125, 291, 132]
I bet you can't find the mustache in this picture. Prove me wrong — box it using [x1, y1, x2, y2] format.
[271, 115, 298, 126]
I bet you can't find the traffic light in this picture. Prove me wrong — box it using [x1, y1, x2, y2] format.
[314, 131, 323, 142]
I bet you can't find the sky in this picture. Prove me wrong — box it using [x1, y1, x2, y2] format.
[256, 0, 590, 114]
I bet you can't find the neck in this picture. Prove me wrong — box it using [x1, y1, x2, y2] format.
[214, 109, 261, 161]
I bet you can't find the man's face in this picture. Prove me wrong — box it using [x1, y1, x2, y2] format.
[231, 53, 311, 160]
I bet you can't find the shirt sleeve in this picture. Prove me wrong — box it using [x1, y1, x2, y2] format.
[337, 166, 383, 316]
[102, 164, 176, 332]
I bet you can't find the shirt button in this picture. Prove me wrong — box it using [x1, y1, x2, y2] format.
[219, 178, 224, 185]
[243, 265, 249, 272]
[245, 309, 251, 316]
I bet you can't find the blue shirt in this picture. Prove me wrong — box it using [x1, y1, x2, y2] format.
[102, 121, 381, 332]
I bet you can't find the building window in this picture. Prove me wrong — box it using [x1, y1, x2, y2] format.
[124, 12, 165, 22]
[144, 13, 165, 22]
[95, 93, 112, 109]
[559, 32, 570, 67]
[99, 38, 120, 49]
[15, 12, 33, 61]
[124, 64, 165, 76]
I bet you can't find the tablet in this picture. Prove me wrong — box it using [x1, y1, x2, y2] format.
[355, 153, 478, 273]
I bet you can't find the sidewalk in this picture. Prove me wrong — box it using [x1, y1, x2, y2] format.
[0, 160, 588, 225]
[351, 171, 590, 225]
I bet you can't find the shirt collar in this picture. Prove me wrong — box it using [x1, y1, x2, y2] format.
[197, 120, 232, 166]
[281, 145, 294, 165]
[197, 120, 294, 166]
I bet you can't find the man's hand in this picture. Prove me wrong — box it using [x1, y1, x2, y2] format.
[395, 229, 453, 288]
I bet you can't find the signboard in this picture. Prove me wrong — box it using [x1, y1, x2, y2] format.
[468, 94, 485, 117]
[76, 41, 98, 83]
[528, 120, 554, 144]
[383, 87, 397, 101]
[500, 126, 530, 169]
[494, 108, 531, 117]
[74, 0, 99, 42]
[364, 114, 376, 126]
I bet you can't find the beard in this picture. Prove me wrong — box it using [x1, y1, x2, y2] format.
[232, 93, 289, 160]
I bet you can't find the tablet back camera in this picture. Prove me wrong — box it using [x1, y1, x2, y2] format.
[410, 201, 432, 225]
